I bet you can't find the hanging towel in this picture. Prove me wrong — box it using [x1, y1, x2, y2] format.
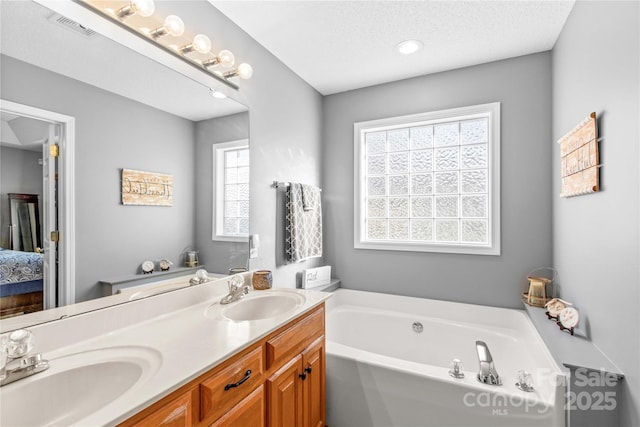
[301, 184, 320, 211]
[286, 183, 322, 262]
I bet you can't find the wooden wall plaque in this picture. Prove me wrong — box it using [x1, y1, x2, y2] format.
[557, 112, 599, 198]
[121, 168, 173, 206]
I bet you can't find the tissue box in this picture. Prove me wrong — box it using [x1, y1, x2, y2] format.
[302, 266, 331, 289]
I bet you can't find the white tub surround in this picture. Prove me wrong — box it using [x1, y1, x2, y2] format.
[325, 289, 566, 427]
[0, 274, 331, 426]
[522, 302, 624, 427]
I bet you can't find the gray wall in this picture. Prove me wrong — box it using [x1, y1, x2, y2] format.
[173, 1, 325, 286]
[322, 52, 553, 308]
[1, 55, 195, 302]
[195, 112, 249, 274]
[552, 1, 640, 425]
[0, 146, 42, 247]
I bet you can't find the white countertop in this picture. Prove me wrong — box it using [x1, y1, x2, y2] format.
[1, 275, 332, 426]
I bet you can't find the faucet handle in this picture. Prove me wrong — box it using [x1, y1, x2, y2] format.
[7, 329, 33, 358]
[228, 274, 244, 292]
[516, 370, 534, 392]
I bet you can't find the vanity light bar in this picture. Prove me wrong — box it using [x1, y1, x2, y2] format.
[77, 0, 253, 90]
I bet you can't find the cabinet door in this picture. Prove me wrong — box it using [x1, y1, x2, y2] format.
[210, 385, 265, 427]
[129, 391, 192, 427]
[302, 337, 325, 427]
[266, 355, 303, 427]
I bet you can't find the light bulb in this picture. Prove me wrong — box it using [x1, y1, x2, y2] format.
[131, 0, 155, 17]
[164, 15, 184, 37]
[192, 34, 212, 54]
[218, 50, 235, 68]
[237, 63, 253, 79]
[180, 34, 212, 55]
[150, 15, 184, 39]
[202, 49, 235, 69]
[116, 0, 155, 18]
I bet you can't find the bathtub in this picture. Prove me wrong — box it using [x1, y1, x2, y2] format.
[325, 289, 566, 427]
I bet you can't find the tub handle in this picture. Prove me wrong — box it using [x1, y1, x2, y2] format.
[224, 369, 252, 391]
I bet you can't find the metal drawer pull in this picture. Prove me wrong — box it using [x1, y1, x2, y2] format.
[224, 369, 252, 391]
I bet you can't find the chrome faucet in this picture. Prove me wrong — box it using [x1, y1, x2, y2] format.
[220, 274, 250, 305]
[475, 340, 501, 385]
[189, 269, 212, 286]
[1, 329, 49, 387]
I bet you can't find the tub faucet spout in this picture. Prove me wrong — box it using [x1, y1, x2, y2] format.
[475, 340, 501, 386]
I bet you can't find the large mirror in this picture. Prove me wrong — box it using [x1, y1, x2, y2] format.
[0, 0, 249, 331]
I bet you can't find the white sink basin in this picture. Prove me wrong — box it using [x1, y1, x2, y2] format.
[0, 346, 162, 426]
[220, 290, 306, 321]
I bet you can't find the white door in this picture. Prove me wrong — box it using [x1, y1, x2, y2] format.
[41, 124, 59, 310]
[2, 98, 75, 310]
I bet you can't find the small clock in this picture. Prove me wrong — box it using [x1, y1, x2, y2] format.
[545, 298, 570, 317]
[141, 260, 154, 274]
[559, 307, 580, 329]
[159, 259, 172, 272]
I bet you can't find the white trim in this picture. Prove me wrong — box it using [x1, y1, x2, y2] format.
[212, 139, 249, 243]
[0, 99, 76, 304]
[353, 102, 501, 256]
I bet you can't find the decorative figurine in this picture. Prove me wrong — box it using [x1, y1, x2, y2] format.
[159, 259, 172, 272]
[545, 298, 571, 319]
[141, 260, 154, 274]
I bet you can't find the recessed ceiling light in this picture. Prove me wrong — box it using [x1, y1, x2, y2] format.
[210, 88, 227, 99]
[395, 39, 424, 55]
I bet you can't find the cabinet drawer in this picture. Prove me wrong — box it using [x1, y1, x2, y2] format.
[200, 346, 264, 423]
[266, 307, 324, 369]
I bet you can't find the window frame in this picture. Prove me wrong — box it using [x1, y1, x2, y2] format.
[353, 102, 501, 255]
[212, 139, 250, 243]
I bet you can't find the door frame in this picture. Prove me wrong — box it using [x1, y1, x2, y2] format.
[1, 99, 75, 306]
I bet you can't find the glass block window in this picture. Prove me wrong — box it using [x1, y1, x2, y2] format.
[214, 140, 249, 242]
[354, 103, 500, 255]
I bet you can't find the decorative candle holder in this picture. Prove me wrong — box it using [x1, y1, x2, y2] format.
[185, 250, 199, 267]
[252, 270, 272, 290]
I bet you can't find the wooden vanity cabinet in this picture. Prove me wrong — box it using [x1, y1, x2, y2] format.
[128, 390, 194, 427]
[118, 303, 325, 427]
[266, 337, 325, 427]
[265, 307, 325, 427]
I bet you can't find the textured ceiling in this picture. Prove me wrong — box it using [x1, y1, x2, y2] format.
[212, 0, 575, 95]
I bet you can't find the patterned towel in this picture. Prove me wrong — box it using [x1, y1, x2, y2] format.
[301, 184, 320, 211]
[286, 183, 322, 262]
